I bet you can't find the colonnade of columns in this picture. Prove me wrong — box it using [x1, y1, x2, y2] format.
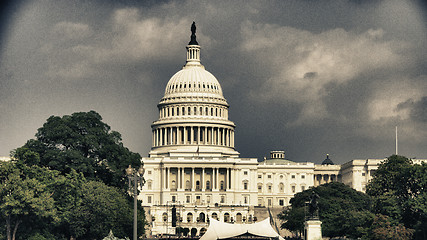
[161, 167, 233, 192]
[152, 126, 234, 148]
[314, 174, 340, 186]
[187, 46, 200, 61]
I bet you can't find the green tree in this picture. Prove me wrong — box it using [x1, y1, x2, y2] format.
[278, 182, 374, 239]
[369, 214, 414, 240]
[68, 181, 144, 239]
[366, 155, 427, 239]
[0, 162, 57, 240]
[14, 111, 141, 189]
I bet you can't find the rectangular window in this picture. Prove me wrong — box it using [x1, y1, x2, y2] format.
[148, 170, 152, 175]
[244, 171, 248, 175]
[268, 185, 272, 193]
[301, 186, 305, 191]
[148, 196, 152, 203]
[292, 175, 295, 179]
[186, 196, 191, 203]
[258, 175, 262, 179]
[292, 186, 296, 193]
[244, 196, 248, 204]
[268, 175, 272, 179]
[221, 195, 225, 203]
[301, 175, 305, 179]
[207, 196, 211, 204]
[258, 198, 263, 206]
[279, 199, 284, 206]
[268, 198, 272, 206]
[172, 196, 176, 203]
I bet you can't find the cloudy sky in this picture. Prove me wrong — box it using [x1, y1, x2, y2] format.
[1, 0, 426, 163]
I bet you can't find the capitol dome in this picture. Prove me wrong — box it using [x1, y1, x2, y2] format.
[149, 22, 239, 158]
[163, 67, 225, 100]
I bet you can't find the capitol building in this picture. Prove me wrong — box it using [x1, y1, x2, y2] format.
[139, 24, 425, 236]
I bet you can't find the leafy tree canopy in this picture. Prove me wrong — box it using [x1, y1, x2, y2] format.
[279, 182, 374, 239]
[12, 111, 141, 189]
[366, 155, 427, 239]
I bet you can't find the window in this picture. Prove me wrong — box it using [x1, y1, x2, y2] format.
[148, 171, 152, 175]
[267, 184, 272, 193]
[243, 181, 248, 190]
[292, 186, 296, 193]
[212, 212, 218, 220]
[280, 175, 283, 179]
[244, 171, 248, 175]
[220, 195, 225, 203]
[220, 181, 224, 190]
[244, 196, 248, 204]
[257, 183, 262, 193]
[196, 181, 200, 190]
[186, 196, 191, 203]
[163, 212, 168, 222]
[258, 198, 263, 206]
[171, 180, 176, 189]
[196, 195, 201, 204]
[268, 175, 272, 179]
[148, 181, 152, 190]
[187, 213, 193, 223]
[301, 186, 305, 191]
[279, 183, 284, 193]
[207, 195, 211, 203]
[148, 196, 152, 203]
[172, 195, 176, 203]
[186, 180, 191, 190]
[362, 172, 366, 176]
[206, 180, 211, 190]
[268, 198, 272, 206]
[258, 175, 262, 179]
[292, 175, 295, 179]
[279, 199, 284, 206]
[301, 175, 305, 179]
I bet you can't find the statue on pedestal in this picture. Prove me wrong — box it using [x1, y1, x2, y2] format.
[308, 191, 320, 220]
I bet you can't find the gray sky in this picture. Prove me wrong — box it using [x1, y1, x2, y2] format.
[1, 0, 426, 163]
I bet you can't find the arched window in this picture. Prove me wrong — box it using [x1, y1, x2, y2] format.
[199, 212, 205, 222]
[186, 180, 191, 190]
[279, 183, 284, 193]
[220, 180, 225, 190]
[163, 212, 168, 222]
[187, 213, 193, 223]
[196, 181, 200, 190]
[171, 180, 176, 190]
[206, 180, 211, 190]
[257, 183, 262, 193]
[267, 183, 272, 193]
[211, 212, 218, 220]
[236, 213, 242, 223]
[224, 213, 230, 222]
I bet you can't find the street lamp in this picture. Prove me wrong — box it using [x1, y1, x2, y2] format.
[126, 164, 145, 240]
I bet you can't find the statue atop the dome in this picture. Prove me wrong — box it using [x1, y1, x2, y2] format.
[189, 21, 199, 45]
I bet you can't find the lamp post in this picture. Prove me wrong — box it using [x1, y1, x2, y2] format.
[126, 164, 145, 240]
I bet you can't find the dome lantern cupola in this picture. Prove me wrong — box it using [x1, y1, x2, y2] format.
[185, 22, 201, 67]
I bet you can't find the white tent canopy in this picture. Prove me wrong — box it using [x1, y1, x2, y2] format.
[200, 218, 284, 240]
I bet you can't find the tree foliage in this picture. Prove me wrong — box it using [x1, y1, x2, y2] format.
[3, 111, 146, 240]
[366, 155, 427, 239]
[14, 111, 141, 189]
[279, 182, 374, 239]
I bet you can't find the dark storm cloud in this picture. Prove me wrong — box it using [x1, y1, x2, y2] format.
[1, 0, 426, 163]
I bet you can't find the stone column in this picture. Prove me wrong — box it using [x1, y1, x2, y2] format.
[192, 168, 195, 191]
[178, 167, 181, 190]
[204, 126, 207, 145]
[184, 127, 187, 144]
[201, 168, 205, 190]
[190, 127, 194, 144]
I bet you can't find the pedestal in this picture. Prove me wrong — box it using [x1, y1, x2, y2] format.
[304, 220, 322, 240]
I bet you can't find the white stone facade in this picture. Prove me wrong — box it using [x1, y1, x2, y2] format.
[138, 26, 426, 237]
